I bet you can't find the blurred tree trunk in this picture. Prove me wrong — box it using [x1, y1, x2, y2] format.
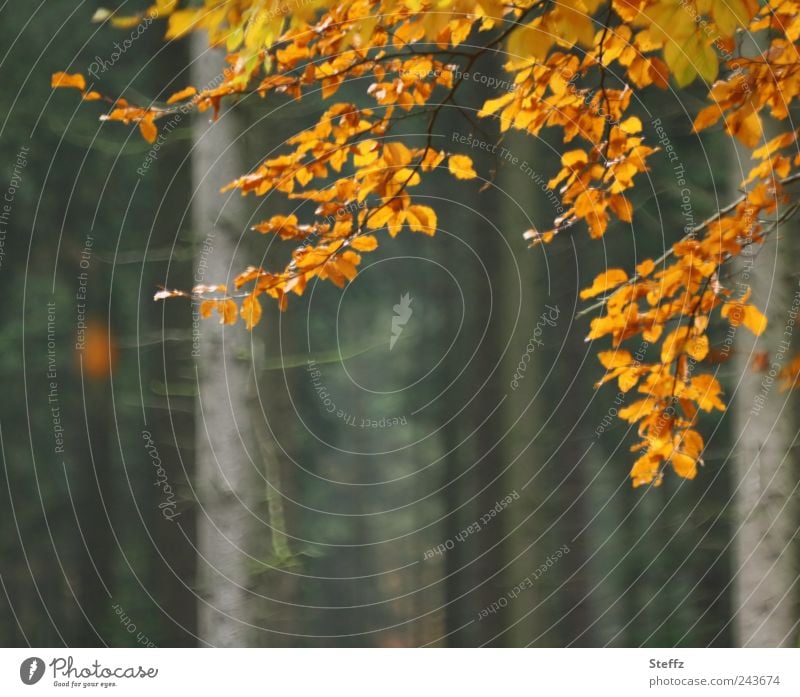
[498, 131, 603, 646]
[731, 173, 798, 647]
[497, 132, 549, 647]
[191, 33, 267, 647]
[437, 166, 509, 645]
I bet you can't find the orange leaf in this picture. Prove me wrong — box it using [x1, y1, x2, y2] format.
[580, 269, 628, 300]
[219, 299, 238, 325]
[661, 327, 688, 363]
[166, 86, 197, 104]
[693, 105, 722, 132]
[139, 116, 158, 144]
[679, 429, 704, 458]
[199, 300, 216, 319]
[619, 398, 657, 423]
[598, 350, 633, 369]
[683, 334, 709, 362]
[671, 451, 697, 480]
[240, 294, 263, 330]
[635, 259, 655, 277]
[743, 305, 767, 336]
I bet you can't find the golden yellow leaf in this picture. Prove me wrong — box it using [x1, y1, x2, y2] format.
[156, 0, 179, 14]
[448, 154, 477, 180]
[350, 235, 378, 252]
[383, 142, 413, 167]
[478, 93, 515, 118]
[712, 0, 757, 37]
[664, 32, 717, 87]
[165, 9, 199, 39]
[405, 205, 437, 234]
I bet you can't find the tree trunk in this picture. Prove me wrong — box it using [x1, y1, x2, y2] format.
[732, 158, 799, 647]
[191, 33, 267, 647]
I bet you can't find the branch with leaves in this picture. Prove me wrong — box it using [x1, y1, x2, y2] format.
[54, 0, 800, 486]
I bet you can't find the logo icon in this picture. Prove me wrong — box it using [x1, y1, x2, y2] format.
[20, 657, 45, 685]
[390, 293, 413, 350]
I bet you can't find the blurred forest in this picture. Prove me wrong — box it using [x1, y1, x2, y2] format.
[1, 2, 798, 648]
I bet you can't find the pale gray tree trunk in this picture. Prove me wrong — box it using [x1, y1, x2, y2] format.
[731, 148, 799, 647]
[191, 33, 266, 647]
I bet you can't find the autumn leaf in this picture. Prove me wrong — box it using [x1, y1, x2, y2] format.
[634, 259, 655, 278]
[580, 269, 628, 300]
[350, 235, 379, 252]
[219, 299, 238, 325]
[51, 72, 86, 91]
[711, 0, 758, 37]
[165, 9, 200, 39]
[199, 300, 216, 319]
[619, 398, 657, 423]
[562, 150, 588, 169]
[631, 452, 662, 488]
[138, 116, 158, 144]
[742, 305, 767, 336]
[664, 33, 718, 87]
[598, 350, 633, 370]
[448, 154, 477, 180]
[241, 294, 263, 330]
[166, 86, 197, 104]
[405, 205, 437, 234]
[479, 93, 515, 118]
[722, 300, 767, 335]
[670, 451, 698, 479]
[690, 374, 726, 412]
